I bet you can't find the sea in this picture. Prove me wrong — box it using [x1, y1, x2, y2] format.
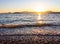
[0, 13, 60, 44]
[0, 13, 60, 35]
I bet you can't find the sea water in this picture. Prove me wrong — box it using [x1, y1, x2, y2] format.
[0, 14, 60, 35]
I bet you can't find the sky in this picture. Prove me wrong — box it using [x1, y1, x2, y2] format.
[0, 0, 60, 13]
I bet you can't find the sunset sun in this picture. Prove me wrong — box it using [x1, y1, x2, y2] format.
[34, 6, 46, 12]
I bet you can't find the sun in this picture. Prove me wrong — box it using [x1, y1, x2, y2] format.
[34, 6, 46, 12]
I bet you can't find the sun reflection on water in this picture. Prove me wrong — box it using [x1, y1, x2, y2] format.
[37, 13, 43, 24]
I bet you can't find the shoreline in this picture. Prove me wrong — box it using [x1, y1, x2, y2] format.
[0, 34, 60, 36]
[0, 23, 60, 28]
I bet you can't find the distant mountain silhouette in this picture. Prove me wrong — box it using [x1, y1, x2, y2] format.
[0, 11, 60, 14]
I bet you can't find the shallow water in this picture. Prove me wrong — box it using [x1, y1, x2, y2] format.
[0, 26, 60, 35]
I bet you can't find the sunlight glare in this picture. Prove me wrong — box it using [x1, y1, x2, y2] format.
[34, 6, 46, 12]
[37, 14, 41, 20]
[37, 13, 43, 24]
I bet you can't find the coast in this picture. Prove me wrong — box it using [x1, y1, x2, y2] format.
[0, 23, 60, 28]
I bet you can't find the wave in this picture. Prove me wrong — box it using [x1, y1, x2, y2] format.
[0, 23, 60, 28]
[0, 33, 60, 36]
